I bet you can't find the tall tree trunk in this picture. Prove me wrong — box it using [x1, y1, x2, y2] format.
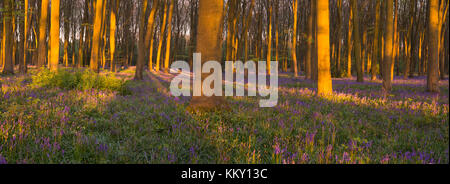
[391, 0, 398, 81]
[372, 0, 380, 80]
[266, 0, 273, 74]
[63, 3, 70, 68]
[90, 0, 105, 72]
[188, 0, 227, 111]
[37, 0, 49, 68]
[242, 0, 254, 63]
[382, 0, 393, 93]
[2, 0, 14, 74]
[347, 3, 352, 78]
[439, 1, 448, 79]
[404, 0, 416, 79]
[49, 0, 60, 71]
[145, 0, 159, 71]
[306, 0, 313, 79]
[135, 0, 149, 80]
[316, 0, 332, 95]
[164, 0, 175, 73]
[274, 2, 279, 68]
[351, 0, 363, 82]
[336, 0, 342, 77]
[100, 0, 107, 70]
[312, 0, 318, 81]
[427, 0, 439, 92]
[291, 0, 298, 77]
[110, 0, 118, 72]
[155, 1, 168, 72]
[20, 0, 29, 73]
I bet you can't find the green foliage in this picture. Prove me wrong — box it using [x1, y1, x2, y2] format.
[31, 68, 130, 95]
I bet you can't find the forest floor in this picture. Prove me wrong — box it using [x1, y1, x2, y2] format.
[0, 67, 448, 164]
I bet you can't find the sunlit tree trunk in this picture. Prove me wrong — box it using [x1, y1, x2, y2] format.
[1, 13, 4, 69]
[100, 0, 107, 70]
[37, 0, 49, 68]
[156, 1, 168, 72]
[371, 1, 380, 80]
[145, 0, 159, 71]
[266, 0, 273, 74]
[347, 4, 352, 78]
[291, 0, 298, 77]
[63, 3, 70, 68]
[164, 0, 175, 73]
[438, 1, 448, 79]
[2, 0, 14, 74]
[316, 0, 332, 95]
[1, 15, 3, 69]
[188, 0, 227, 111]
[382, 0, 393, 93]
[49, 0, 60, 71]
[231, 0, 239, 62]
[110, 0, 118, 72]
[226, 0, 234, 62]
[391, 0, 398, 81]
[427, 0, 439, 92]
[90, 0, 104, 72]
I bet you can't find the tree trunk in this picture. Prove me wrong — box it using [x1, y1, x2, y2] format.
[164, 0, 175, 73]
[291, 0, 298, 77]
[382, 0, 393, 93]
[391, 0, 398, 81]
[347, 4, 352, 78]
[351, 0, 363, 82]
[90, 0, 104, 72]
[306, 0, 313, 79]
[2, 0, 14, 74]
[371, 1, 380, 80]
[427, 0, 439, 92]
[37, 0, 49, 68]
[155, 1, 168, 72]
[49, 0, 60, 71]
[20, 0, 30, 73]
[316, 0, 332, 95]
[145, 0, 159, 71]
[188, 0, 227, 111]
[135, 0, 149, 80]
[242, 0, 254, 63]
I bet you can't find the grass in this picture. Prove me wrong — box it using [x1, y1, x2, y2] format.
[0, 68, 448, 164]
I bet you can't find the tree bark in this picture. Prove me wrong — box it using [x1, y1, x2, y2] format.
[145, 0, 159, 71]
[37, 0, 49, 68]
[351, 0, 363, 82]
[291, 0, 298, 77]
[155, 1, 168, 72]
[427, 0, 439, 92]
[316, 0, 332, 95]
[49, 0, 60, 71]
[90, 0, 105, 72]
[135, 0, 149, 80]
[164, 0, 175, 73]
[188, 0, 227, 111]
[382, 0, 393, 93]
